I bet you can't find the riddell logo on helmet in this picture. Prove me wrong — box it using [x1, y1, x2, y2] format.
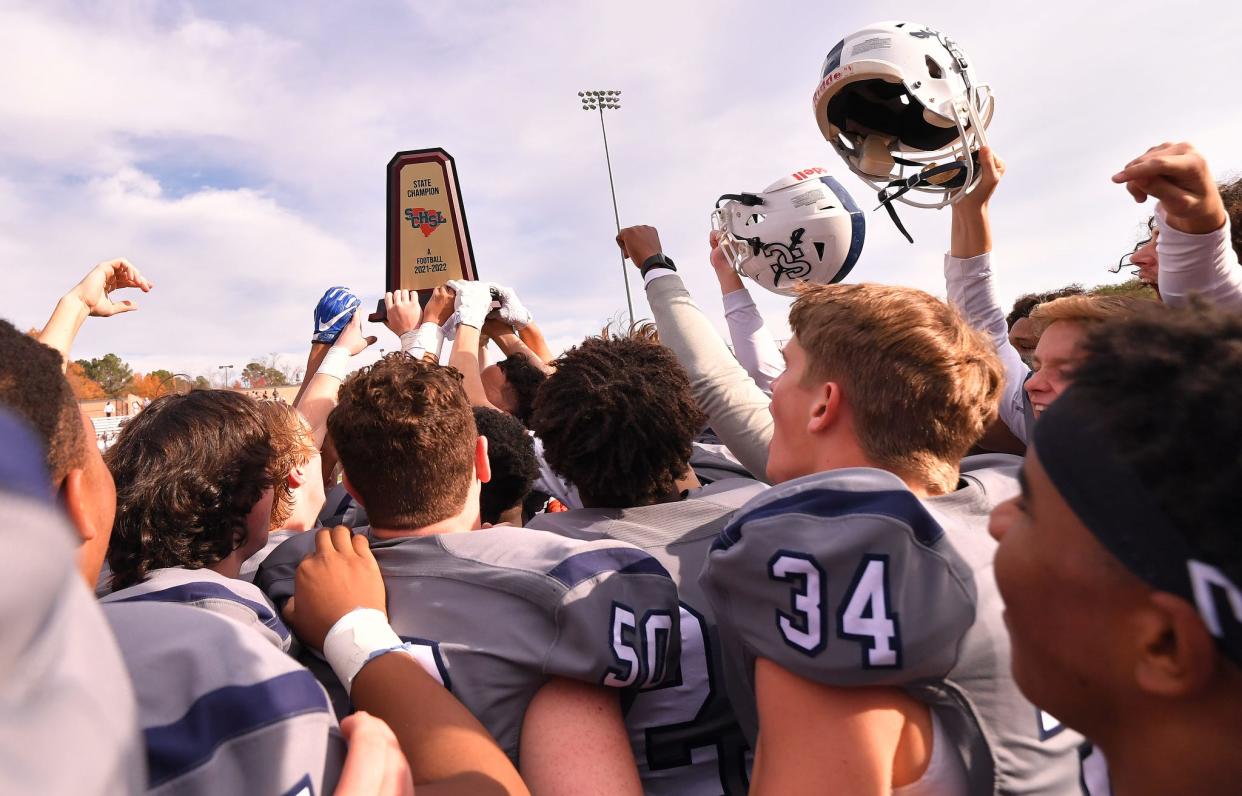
[813, 65, 855, 105]
[405, 208, 446, 238]
[792, 167, 827, 181]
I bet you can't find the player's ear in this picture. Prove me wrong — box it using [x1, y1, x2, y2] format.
[60, 468, 98, 545]
[475, 435, 492, 485]
[341, 473, 364, 507]
[1133, 592, 1218, 697]
[287, 462, 307, 489]
[807, 381, 843, 435]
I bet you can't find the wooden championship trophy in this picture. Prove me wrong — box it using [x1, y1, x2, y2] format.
[369, 148, 479, 321]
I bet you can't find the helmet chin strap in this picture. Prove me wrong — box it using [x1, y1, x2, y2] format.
[875, 156, 975, 243]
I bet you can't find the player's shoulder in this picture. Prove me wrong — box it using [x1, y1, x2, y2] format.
[702, 468, 977, 687]
[103, 565, 291, 651]
[715, 467, 948, 554]
[435, 525, 674, 595]
[101, 601, 343, 793]
[957, 453, 1021, 503]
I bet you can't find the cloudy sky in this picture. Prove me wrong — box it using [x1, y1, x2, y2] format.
[3, 0, 1239, 381]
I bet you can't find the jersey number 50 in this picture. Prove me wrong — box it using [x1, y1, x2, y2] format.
[768, 552, 901, 669]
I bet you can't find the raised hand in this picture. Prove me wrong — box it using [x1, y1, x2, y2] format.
[446, 280, 493, 329]
[333, 312, 378, 356]
[282, 526, 386, 651]
[312, 286, 362, 344]
[423, 285, 457, 327]
[491, 283, 532, 329]
[616, 225, 664, 269]
[383, 290, 423, 338]
[1112, 142, 1227, 234]
[956, 145, 1005, 212]
[72, 258, 153, 317]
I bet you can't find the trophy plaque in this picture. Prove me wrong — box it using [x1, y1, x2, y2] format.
[370, 148, 478, 321]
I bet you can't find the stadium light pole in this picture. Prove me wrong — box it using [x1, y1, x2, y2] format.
[218, 364, 234, 389]
[578, 89, 633, 326]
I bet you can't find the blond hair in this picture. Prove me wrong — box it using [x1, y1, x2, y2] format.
[254, 401, 317, 530]
[1028, 295, 1149, 335]
[789, 283, 1002, 493]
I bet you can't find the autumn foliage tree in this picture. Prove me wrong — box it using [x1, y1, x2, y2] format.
[66, 361, 106, 399]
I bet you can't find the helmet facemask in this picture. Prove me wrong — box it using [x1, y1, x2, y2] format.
[814, 23, 995, 242]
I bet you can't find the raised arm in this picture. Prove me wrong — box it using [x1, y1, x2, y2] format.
[710, 231, 785, 393]
[1112, 141, 1242, 311]
[945, 147, 1031, 443]
[617, 225, 775, 481]
[283, 527, 529, 796]
[296, 312, 376, 448]
[446, 280, 500, 410]
[294, 287, 361, 406]
[38, 259, 153, 370]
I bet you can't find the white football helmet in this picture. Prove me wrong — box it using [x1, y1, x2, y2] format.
[811, 21, 994, 240]
[712, 167, 865, 296]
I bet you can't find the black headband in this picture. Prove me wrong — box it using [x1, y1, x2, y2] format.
[1034, 388, 1242, 667]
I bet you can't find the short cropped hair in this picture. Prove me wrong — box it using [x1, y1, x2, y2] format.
[1028, 294, 1149, 335]
[496, 353, 546, 424]
[531, 336, 707, 507]
[1072, 300, 1242, 581]
[254, 401, 318, 529]
[472, 406, 538, 524]
[789, 283, 1002, 492]
[328, 355, 476, 529]
[0, 320, 85, 484]
[106, 390, 276, 589]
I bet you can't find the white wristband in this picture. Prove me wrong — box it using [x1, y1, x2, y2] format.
[402, 322, 445, 360]
[316, 346, 352, 381]
[322, 608, 404, 693]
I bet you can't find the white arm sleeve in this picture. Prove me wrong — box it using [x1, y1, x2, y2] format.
[943, 253, 1031, 444]
[721, 288, 785, 394]
[1155, 205, 1242, 311]
[645, 273, 774, 481]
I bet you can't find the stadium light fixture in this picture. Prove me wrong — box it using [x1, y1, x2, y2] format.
[576, 88, 633, 324]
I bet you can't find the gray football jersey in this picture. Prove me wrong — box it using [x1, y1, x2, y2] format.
[2, 493, 146, 795]
[102, 565, 292, 652]
[528, 478, 768, 796]
[701, 457, 1085, 795]
[258, 525, 682, 763]
[241, 528, 302, 582]
[102, 600, 345, 795]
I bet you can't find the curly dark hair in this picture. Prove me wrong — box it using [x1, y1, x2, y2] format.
[1219, 176, 1242, 260]
[472, 406, 538, 524]
[1072, 300, 1242, 580]
[1006, 285, 1086, 329]
[328, 355, 476, 529]
[530, 336, 707, 508]
[0, 320, 84, 484]
[106, 390, 276, 590]
[495, 353, 546, 424]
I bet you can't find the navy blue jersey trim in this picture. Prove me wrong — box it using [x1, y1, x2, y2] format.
[112, 582, 290, 642]
[145, 670, 329, 787]
[548, 547, 671, 588]
[715, 487, 944, 551]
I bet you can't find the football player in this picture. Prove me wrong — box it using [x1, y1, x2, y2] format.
[0, 407, 144, 793]
[257, 355, 681, 794]
[619, 224, 1086, 793]
[525, 333, 767, 795]
[990, 302, 1242, 795]
[0, 316, 346, 793]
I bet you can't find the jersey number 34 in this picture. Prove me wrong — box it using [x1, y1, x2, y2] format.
[768, 552, 901, 669]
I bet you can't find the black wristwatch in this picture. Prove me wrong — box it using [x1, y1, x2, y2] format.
[640, 253, 677, 277]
